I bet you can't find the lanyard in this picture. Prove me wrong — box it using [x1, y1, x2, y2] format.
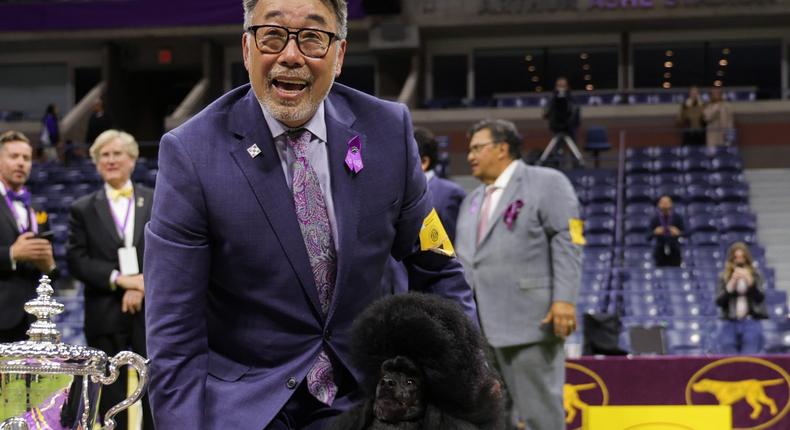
[659, 210, 672, 236]
[108, 196, 133, 246]
[3, 192, 36, 234]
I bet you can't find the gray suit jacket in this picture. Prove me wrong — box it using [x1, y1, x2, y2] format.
[456, 161, 582, 348]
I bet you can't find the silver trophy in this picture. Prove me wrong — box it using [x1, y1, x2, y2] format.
[0, 276, 148, 430]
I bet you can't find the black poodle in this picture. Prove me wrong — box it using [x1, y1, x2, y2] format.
[326, 293, 504, 430]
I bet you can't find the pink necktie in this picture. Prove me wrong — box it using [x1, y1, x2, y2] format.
[287, 129, 338, 405]
[477, 185, 497, 246]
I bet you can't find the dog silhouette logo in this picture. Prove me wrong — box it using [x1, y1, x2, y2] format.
[686, 357, 790, 430]
[565, 362, 609, 430]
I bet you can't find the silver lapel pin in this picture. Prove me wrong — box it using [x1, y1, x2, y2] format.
[247, 144, 262, 158]
[137, 197, 145, 208]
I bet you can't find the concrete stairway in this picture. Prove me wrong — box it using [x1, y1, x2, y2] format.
[745, 169, 790, 296]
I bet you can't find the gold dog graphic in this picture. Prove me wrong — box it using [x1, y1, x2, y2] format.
[564, 383, 597, 423]
[692, 378, 784, 419]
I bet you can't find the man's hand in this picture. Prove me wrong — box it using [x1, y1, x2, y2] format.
[669, 226, 681, 236]
[541, 301, 577, 339]
[116, 274, 145, 292]
[653, 226, 665, 236]
[11, 232, 55, 272]
[121, 289, 144, 314]
[10, 232, 53, 263]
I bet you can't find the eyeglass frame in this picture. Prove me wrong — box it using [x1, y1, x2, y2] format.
[468, 141, 502, 154]
[246, 24, 340, 59]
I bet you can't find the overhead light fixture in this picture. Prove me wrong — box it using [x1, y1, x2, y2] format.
[664, 61, 673, 68]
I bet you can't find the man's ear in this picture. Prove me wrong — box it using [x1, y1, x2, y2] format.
[242, 32, 251, 72]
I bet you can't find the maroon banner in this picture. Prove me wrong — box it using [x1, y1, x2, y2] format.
[565, 355, 790, 430]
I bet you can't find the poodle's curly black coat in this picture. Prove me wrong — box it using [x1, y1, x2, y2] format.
[326, 293, 504, 430]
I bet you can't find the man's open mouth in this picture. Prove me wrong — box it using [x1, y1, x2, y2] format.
[272, 78, 308, 93]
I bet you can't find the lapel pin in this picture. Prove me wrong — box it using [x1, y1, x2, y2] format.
[137, 197, 145, 208]
[247, 144, 262, 158]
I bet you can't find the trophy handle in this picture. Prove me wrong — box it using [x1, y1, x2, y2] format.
[93, 351, 149, 430]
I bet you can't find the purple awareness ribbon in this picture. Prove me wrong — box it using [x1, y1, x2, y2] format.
[503, 199, 524, 230]
[344, 135, 363, 174]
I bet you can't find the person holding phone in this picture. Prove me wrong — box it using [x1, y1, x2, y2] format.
[66, 129, 154, 430]
[0, 130, 55, 343]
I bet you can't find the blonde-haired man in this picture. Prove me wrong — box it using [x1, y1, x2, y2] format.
[0, 130, 55, 342]
[67, 129, 154, 429]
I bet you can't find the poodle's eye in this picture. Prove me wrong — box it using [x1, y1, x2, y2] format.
[406, 379, 415, 385]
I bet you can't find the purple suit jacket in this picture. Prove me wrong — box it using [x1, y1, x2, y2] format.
[144, 83, 477, 429]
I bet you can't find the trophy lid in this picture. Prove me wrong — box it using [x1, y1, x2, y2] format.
[0, 276, 107, 376]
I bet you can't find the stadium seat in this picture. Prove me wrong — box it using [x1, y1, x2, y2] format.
[584, 216, 616, 234]
[624, 217, 652, 234]
[720, 213, 757, 232]
[687, 214, 718, 233]
[625, 185, 654, 204]
[584, 126, 611, 168]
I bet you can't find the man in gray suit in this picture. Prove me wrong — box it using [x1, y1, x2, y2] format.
[455, 119, 582, 430]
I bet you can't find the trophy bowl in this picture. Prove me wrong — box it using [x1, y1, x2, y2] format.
[0, 276, 148, 430]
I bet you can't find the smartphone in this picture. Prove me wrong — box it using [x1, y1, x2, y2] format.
[36, 231, 55, 242]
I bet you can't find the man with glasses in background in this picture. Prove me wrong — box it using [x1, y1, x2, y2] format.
[456, 119, 582, 430]
[143, 1, 477, 429]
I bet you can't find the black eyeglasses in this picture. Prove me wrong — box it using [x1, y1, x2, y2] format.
[246, 24, 338, 59]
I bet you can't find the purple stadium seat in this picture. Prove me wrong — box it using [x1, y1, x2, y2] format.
[720, 213, 757, 232]
[625, 233, 650, 247]
[653, 159, 682, 173]
[625, 185, 654, 204]
[654, 184, 686, 203]
[717, 202, 750, 214]
[681, 158, 711, 172]
[624, 217, 652, 234]
[720, 231, 756, 246]
[584, 203, 616, 217]
[686, 202, 716, 216]
[586, 233, 614, 247]
[625, 173, 652, 187]
[691, 231, 720, 246]
[585, 216, 616, 234]
[709, 171, 745, 186]
[714, 186, 749, 203]
[625, 159, 652, 174]
[666, 329, 707, 355]
[653, 173, 684, 186]
[625, 203, 653, 217]
[685, 184, 715, 203]
[711, 155, 743, 172]
[687, 214, 718, 233]
[588, 187, 617, 204]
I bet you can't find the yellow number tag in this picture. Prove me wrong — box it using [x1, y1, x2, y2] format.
[35, 211, 48, 226]
[419, 208, 455, 257]
[569, 218, 586, 246]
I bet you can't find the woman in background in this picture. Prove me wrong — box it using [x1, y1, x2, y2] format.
[716, 242, 768, 354]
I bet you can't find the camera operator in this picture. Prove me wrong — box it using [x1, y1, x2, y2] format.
[540, 77, 583, 167]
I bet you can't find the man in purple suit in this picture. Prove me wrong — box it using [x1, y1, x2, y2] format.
[143, 1, 477, 429]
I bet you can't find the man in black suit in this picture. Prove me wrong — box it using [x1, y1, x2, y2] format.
[66, 129, 153, 430]
[0, 130, 55, 343]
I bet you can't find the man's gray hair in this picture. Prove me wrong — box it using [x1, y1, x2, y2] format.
[243, 0, 348, 40]
[468, 119, 523, 161]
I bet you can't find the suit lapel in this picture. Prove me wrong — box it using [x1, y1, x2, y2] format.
[132, 185, 149, 247]
[0, 196, 19, 234]
[478, 162, 525, 247]
[93, 189, 124, 245]
[323, 94, 361, 322]
[227, 90, 322, 316]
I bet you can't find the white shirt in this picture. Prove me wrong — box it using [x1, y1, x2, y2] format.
[259, 102, 339, 249]
[479, 160, 520, 227]
[105, 181, 135, 247]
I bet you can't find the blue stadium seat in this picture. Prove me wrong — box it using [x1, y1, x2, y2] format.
[691, 231, 720, 246]
[625, 203, 653, 217]
[653, 172, 684, 186]
[584, 216, 615, 234]
[711, 155, 743, 172]
[709, 171, 745, 186]
[685, 184, 715, 203]
[714, 186, 749, 203]
[625, 173, 652, 187]
[653, 159, 682, 173]
[625, 233, 650, 247]
[587, 187, 617, 204]
[624, 217, 652, 234]
[686, 202, 716, 216]
[681, 158, 711, 172]
[687, 214, 718, 233]
[654, 184, 686, 203]
[584, 202, 616, 217]
[720, 213, 756, 232]
[717, 202, 750, 214]
[625, 185, 654, 204]
[625, 159, 652, 174]
[665, 329, 707, 355]
[585, 233, 614, 247]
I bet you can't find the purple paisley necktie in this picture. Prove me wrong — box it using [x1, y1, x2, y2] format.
[287, 129, 338, 405]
